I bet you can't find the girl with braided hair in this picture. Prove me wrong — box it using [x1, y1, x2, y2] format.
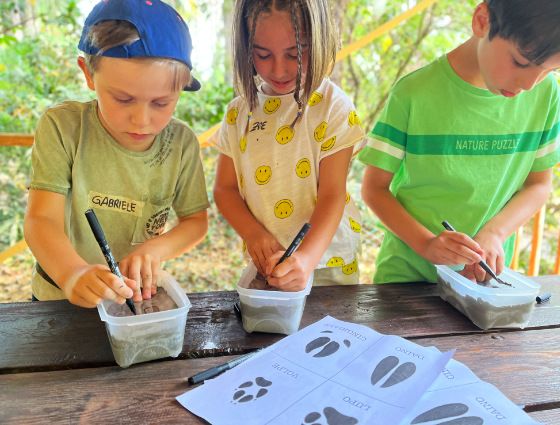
[214, 0, 365, 290]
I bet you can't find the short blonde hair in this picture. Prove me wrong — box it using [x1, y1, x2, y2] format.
[83, 20, 192, 92]
[233, 0, 338, 112]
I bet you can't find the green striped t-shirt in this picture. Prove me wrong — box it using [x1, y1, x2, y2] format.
[359, 55, 560, 283]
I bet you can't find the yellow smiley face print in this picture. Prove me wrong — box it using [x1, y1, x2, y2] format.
[239, 135, 247, 153]
[263, 97, 281, 114]
[349, 217, 361, 233]
[346, 192, 351, 204]
[342, 258, 358, 275]
[274, 199, 294, 219]
[276, 125, 295, 145]
[321, 136, 336, 151]
[255, 165, 272, 185]
[314, 121, 328, 142]
[226, 107, 238, 125]
[348, 110, 361, 126]
[308, 91, 323, 106]
[295, 158, 311, 178]
[326, 257, 345, 267]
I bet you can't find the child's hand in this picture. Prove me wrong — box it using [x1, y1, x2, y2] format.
[462, 230, 505, 282]
[265, 251, 312, 292]
[245, 230, 283, 276]
[62, 264, 135, 308]
[119, 252, 161, 302]
[423, 230, 484, 266]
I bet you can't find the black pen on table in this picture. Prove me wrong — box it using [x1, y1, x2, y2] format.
[85, 209, 136, 314]
[188, 350, 261, 385]
[441, 220, 511, 286]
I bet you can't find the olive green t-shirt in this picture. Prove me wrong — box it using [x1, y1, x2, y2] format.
[30, 100, 209, 300]
[359, 55, 560, 283]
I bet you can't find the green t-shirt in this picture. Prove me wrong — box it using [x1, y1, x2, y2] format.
[30, 100, 209, 300]
[359, 55, 560, 283]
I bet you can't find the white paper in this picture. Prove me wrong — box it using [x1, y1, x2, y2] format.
[402, 381, 541, 425]
[177, 316, 453, 424]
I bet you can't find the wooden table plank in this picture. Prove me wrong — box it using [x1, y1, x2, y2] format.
[414, 328, 560, 410]
[1, 329, 558, 425]
[0, 357, 216, 425]
[1, 279, 558, 373]
[529, 408, 560, 424]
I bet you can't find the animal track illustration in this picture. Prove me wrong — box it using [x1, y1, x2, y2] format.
[411, 403, 483, 424]
[231, 377, 272, 403]
[302, 406, 359, 425]
[305, 331, 351, 358]
[370, 356, 416, 388]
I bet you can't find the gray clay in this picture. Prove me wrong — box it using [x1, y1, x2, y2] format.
[104, 287, 183, 367]
[438, 278, 533, 329]
[107, 287, 178, 317]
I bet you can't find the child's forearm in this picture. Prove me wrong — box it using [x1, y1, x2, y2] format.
[365, 188, 435, 255]
[138, 210, 208, 261]
[480, 169, 553, 241]
[24, 215, 89, 288]
[214, 185, 269, 242]
[297, 192, 346, 268]
[297, 147, 354, 268]
[361, 167, 435, 257]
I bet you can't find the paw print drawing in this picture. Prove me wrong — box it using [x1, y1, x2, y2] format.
[411, 403, 483, 425]
[370, 355, 416, 388]
[231, 377, 272, 404]
[305, 331, 351, 358]
[302, 407, 359, 425]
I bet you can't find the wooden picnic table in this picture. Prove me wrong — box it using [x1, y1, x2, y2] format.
[1, 276, 559, 424]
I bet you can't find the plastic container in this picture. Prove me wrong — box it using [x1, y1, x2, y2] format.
[435, 265, 540, 330]
[236, 263, 313, 335]
[97, 271, 191, 368]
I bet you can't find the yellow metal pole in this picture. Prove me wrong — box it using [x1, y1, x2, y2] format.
[336, 0, 439, 61]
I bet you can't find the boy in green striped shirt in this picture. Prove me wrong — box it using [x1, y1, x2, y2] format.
[359, 0, 560, 283]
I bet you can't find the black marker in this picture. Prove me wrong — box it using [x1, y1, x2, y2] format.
[188, 350, 260, 385]
[441, 220, 512, 287]
[85, 209, 136, 314]
[277, 223, 312, 265]
[536, 292, 552, 304]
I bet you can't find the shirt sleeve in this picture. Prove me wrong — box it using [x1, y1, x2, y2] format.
[29, 108, 75, 195]
[317, 87, 366, 161]
[358, 82, 410, 173]
[532, 75, 560, 172]
[213, 99, 245, 158]
[173, 129, 210, 218]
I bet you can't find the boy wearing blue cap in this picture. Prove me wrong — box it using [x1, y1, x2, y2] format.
[24, 0, 209, 308]
[360, 0, 560, 284]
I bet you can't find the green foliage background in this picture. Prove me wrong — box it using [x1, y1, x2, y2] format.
[0, 0, 558, 301]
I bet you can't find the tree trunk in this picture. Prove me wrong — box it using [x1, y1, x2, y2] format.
[330, 0, 351, 85]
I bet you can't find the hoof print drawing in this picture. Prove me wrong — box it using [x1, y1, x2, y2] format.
[232, 377, 272, 403]
[370, 356, 416, 388]
[305, 331, 351, 358]
[302, 406, 358, 425]
[411, 403, 483, 424]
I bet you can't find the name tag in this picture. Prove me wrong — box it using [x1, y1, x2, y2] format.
[89, 191, 144, 217]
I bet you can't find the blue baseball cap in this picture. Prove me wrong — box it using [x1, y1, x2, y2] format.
[78, 0, 200, 91]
